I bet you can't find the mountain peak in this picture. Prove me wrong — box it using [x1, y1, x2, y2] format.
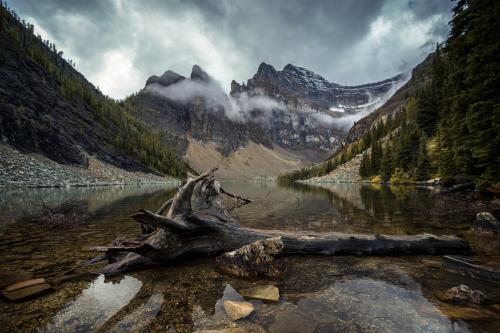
[257, 62, 277, 75]
[282, 64, 329, 84]
[283, 63, 299, 71]
[145, 70, 185, 87]
[191, 65, 211, 82]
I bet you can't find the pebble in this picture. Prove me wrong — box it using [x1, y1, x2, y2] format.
[223, 300, 255, 321]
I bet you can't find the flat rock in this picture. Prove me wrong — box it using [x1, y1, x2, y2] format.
[240, 285, 280, 302]
[223, 300, 255, 321]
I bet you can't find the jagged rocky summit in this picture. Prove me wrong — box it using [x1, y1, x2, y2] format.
[132, 63, 405, 179]
[231, 62, 405, 113]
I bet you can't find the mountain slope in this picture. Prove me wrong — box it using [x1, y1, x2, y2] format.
[130, 62, 406, 179]
[277, 54, 432, 183]
[281, 0, 500, 186]
[0, 3, 187, 181]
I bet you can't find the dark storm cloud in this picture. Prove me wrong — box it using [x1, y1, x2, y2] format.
[9, 0, 454, 99]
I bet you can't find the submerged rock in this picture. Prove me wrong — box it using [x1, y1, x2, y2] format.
[108, 293, 164, 333]
[223, 300, 255, 321]
[439, 284, 487, 304]
[240, 285, 280, 302]
[269, 310, 316, 333]
[472, 212, 500, 235]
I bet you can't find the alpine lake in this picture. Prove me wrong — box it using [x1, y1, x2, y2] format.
[0, 182, 499, 333]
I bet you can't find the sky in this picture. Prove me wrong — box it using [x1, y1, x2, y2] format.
[9, 0, 454, 99]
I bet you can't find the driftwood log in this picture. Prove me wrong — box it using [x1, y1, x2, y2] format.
[97, 167, 471, 275]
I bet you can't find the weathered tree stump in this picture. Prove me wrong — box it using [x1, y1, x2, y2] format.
[97, 167, 471, 276]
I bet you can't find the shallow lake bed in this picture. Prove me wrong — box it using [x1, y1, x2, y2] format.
[0, 182, 499, 332]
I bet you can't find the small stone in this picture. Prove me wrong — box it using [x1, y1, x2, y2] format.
[421, 259, 441, 269]
[240, 285, 279, 302]
[490, 304, 500, 313]
[439, 284, 487, 304]
[472, 212, 500, 235]
[223, 300, 255, 321]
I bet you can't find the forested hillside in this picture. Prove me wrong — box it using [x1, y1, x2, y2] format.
[279, 0, 499, 187]
[0, 2, 187, 179]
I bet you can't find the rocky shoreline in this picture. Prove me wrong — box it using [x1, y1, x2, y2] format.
[300, 178, 441, 186]
[0, 144, 179, 188]
[301, 152, 443, 187]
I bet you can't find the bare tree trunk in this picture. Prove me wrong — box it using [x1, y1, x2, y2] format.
[98, 168, 470, 275]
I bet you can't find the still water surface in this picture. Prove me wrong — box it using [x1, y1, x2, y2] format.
[0, 182, 499, 332]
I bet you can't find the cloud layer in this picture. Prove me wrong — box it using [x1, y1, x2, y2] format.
[10, 0, 453, 99]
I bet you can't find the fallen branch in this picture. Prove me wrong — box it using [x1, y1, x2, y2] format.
[94, 167, 471, 275]
[443, 256, 500, 284]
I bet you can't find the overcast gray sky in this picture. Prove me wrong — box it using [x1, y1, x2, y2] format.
[9, 0, 454, 99]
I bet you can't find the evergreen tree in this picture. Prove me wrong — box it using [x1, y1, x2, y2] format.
[416, 136, 431, 180]
[380, 144, 393, 182]
[440, 0, 500, 181]
[370, 140, 382, 175]
[416, 84, 438, 136]
[359, 152, 369, 178]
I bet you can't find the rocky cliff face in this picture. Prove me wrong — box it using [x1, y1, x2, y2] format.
[133, 65, 335, 158]
[0, 33, 141, 170]
[231, 63, 406, 114]
[134, 63, 405, 164]
[0, 4, 186, 179]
